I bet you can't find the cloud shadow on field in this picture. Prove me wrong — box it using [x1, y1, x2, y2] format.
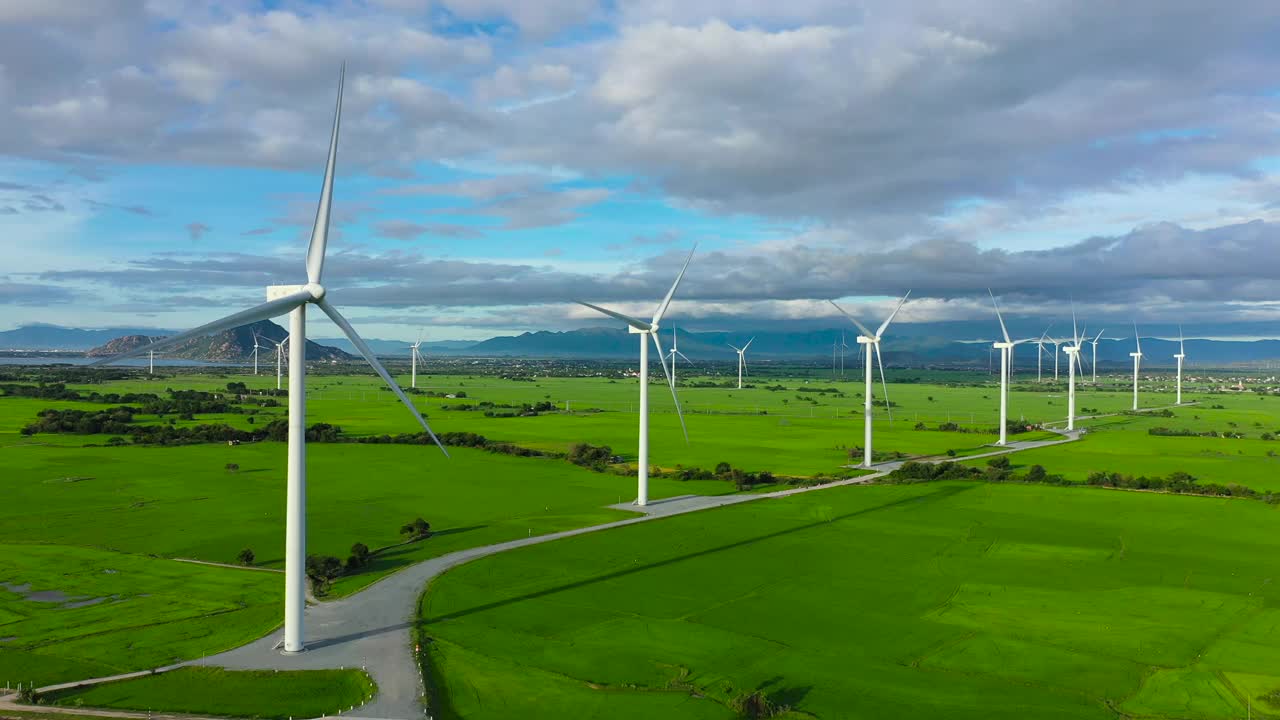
[424, 484, 973, 624]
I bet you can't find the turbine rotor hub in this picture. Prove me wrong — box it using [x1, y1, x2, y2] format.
[305, 283, 326, 301]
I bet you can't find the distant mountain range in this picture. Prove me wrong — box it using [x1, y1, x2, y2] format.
[5, 322, 1280, 367]
[84, 320, 353, 362]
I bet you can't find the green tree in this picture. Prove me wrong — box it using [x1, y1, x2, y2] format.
[236, 548, 255, 566]
[400, 518, 431, 540]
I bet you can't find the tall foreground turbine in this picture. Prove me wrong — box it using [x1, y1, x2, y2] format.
[830, 292, 910, 468]
[729, 338, 754, 389]
[90, 67, 449, 654]
[576, 247, 693, 506]
[1130, 323, 1144, 410]
[1175, 326, 1186, 405]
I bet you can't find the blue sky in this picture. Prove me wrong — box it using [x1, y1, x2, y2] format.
[3, 1, 1280, 341]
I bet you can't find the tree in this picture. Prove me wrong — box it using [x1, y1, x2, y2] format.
[714, 461, 732, 475]
[306, 554, 344, 595]
[225, 463, 240, 472]
[1025, 464, 1047, 482]
[346, 542, 372, 571]
[237, 548, 255, 566]
[400, 517, 431, 541]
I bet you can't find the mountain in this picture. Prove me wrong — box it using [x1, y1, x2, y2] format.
[0, 324, 178, 351]
[86, 320, 354, 362]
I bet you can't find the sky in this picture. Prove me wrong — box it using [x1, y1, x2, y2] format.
[2, 0, 1280, 341]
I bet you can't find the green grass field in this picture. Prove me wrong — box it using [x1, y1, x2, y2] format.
[44, 667, 375, 719]
[2, 365, 1277, 718]
[420, 481, 1280, 720]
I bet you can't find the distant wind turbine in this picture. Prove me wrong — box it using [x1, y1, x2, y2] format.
[575, 246, 694, 507]
[1089, 329, 1105, 384]
[251, 330, 267, 376]
[1035, 324, 1053, 383]
[829, 292, 910, 468]
[990, 290, 1015, 445]
[272, 337, 288, 390]
[1063, 308, 1085, 431]
[667, 325, 691, 385]
[89, 65, 448, 654]
[408, 330, 426, 389]
[1130, 322, 1144, 410]
[1175, 326, 1186, 405]
[729, 337, 755, 390]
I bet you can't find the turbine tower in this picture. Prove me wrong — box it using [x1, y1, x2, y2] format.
[575, 247, 694, 507]
[1130, 322, 1144, 410]
[148, 349, 155, 375]
[89, 66, 448, 654]
[408, 330, 425, 389]
[273, 337, 288, 391]
[989, 290, 1014, 446]
[840, 331, 848, 378]
[1174, 325, 1186, 405]
[251, 330, 267, 375]
[1063, 310, 1086, 431]
[1089, 329, 1105, 384]
[1050, 336, 1062, 381]
[829, 292, 910, 468]
[1035, 325, 1053, 383]
[667, 325, 690, 385]
[729, 338, 754, 390]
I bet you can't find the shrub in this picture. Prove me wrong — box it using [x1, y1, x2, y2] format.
[400, 517, 431, 541]
[236, 548, 255, 566]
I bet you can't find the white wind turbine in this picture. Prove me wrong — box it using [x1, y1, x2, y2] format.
[251, 330, 267, 375]
[1089, 329, 1105, 384]
[1175, 325, 1186, 405]
[89, 66, 448, 654]
[988, 291, 1039, 445]
[1130, 322, 1144, 410]
[273, 337, 289, 391]
[1050, 336, 1062, 381]
[575, 247, 694, 507]
[840, 331, 849, 377]
[728, 337, 755, 390]
[1034, 325, 1053, 383]
[1063, 309, 1086, 431]
[667, 325, 691, 386]
[829, 292, 910, 468]
[408, 330, 426, 389]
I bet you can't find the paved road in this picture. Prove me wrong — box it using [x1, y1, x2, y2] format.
[13, 426, 1087, 719]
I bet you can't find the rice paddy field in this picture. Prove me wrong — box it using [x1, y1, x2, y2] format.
[2, 362, 1278, 719]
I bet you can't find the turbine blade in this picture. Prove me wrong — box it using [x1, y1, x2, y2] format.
[989, 289, 1011, 344]
[875, 291, 911, 338]
[306, 63, 344, 285]
[1179, 324, 1185, 355]
[88, 291, 311, 366]
[1094, 328, 1105, 343]
[651, 332, 689, 443]
[828, 300, 875, 338]
[1134, 321, 1142, 354]
[875, 342, 892, 424]
[317, 298, 448, 457]
[576, 301, 651, 332]
[728, 344, 741, 352]
[652, 244, 697, 325]
[676, 350, 693, 363]
[743, 336, 755, 351]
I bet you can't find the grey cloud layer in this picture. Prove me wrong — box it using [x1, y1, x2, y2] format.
[2, 1, 1277, 227]
[32, 220, 1280, 324]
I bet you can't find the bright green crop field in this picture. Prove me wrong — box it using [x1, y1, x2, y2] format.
[45, 667, 375, 719]
[2, 364, 1277, 718]
[421, 480, 1280, 720]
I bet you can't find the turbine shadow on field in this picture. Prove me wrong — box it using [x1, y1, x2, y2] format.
[426, 484, 973, 625]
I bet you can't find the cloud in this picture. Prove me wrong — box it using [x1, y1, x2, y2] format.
[375, 220, 484, 240]
[0, 280, 77, 305]
[242, 227, 275, 236]
[86, 199, 153, 216]
[607, 230, 680, 251]
[388, 175, 611, 229]
[185, 222, 211, 240]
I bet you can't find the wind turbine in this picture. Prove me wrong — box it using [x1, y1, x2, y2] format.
[575, 246, 694, 507]
[1130, 322, 1144, 410]
[1175, 325, 1186, 405]
[1063, 309, 1085, 431]
[840, 331, 848, 378]
[1035, 325, 1053, 383]
[989, 290, 1014, 446]
[728, 338, 755, 390]
[251, 330, 267, 375]
[829, 292, 910, 468]
[148, 349, 155, 375]
[831, 338, 839, 380]
[1050, 336, 1062, 381]
[667, 325, 691, 385]
[88, 66, 448, 654]
[408, 330, 425, 389]
[273, 337, 288, 391]
[1089, 329, 1105, 384]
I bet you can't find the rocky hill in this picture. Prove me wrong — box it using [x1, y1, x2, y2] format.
[87, 320, 354, 362]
